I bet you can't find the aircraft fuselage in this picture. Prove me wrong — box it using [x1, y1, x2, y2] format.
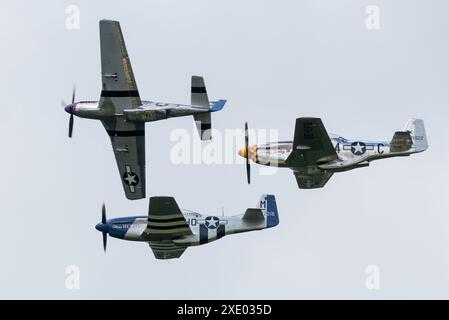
[96, 210, 273, 246]
[248, 134, 418, 172]
[66, 100, 226, 121]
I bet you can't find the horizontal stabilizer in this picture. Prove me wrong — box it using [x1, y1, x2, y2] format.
[390, 131, 413, 152]
[191, 75, 213, 140]
[209, 99, 227, 112]
[242, 208, 264, 221]
[193, 112, 212, 140]
[191, 76, 209, 108]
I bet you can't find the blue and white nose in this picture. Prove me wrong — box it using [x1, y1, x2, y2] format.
[64, 104, 76, 114]
[95, 223, 108, 233]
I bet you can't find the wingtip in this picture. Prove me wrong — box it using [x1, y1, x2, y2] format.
[209, 99, 227, 112]
[99, 19, 120, 26]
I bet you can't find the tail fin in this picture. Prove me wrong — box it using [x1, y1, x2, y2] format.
[404, 119, 428, 152]
[259, 194, 279, 228]
[191, 76, 212, 140]
[242, 195, 279, 228]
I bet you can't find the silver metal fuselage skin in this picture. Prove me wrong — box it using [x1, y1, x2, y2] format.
[95, 194, 278, 259]
[251, 134, 421, 172]
[69, 100, 213, 121]
[102, 210, 270, 246]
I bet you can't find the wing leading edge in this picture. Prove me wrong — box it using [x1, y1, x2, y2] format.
[287, 117, 338, 167]
[144, 197, 192, 259]
[286, 118, 337, 189]
[144, 197, 193, 239]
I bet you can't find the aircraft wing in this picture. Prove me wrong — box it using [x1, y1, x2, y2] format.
[148, 241, 187, 260]
[103, 120, 146, 200]
[143, 197, 193, 238]
[98, 20, 145, 200]
[293, 169, 334, 189]
[98, 20, 141, 111]
[287, 118, 338, 167]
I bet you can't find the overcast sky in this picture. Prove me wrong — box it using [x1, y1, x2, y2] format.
[1, 0, 449, 299]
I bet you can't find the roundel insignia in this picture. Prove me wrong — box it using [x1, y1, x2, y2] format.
[204, 216, 220, 229]
[122, 171, 139, 186]
[351, 141, 366, 156]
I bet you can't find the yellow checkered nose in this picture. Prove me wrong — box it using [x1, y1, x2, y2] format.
[238, 147, 248, 158]
[238, 145, 257, 161]
[249, 145, 257, 162]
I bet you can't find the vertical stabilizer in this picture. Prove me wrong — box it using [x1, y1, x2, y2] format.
[258, 194, 279, 228]
[403, 119, 428, 152]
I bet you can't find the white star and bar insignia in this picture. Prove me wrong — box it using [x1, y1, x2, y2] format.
[342, 142, 374, 156]
[122, 165, 139, 192]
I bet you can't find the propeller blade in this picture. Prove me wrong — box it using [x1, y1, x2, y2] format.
[245, 122, 250, 184]
[246, 159, 251, 184]
[102, 232, 107, 252]
[61, 100, 67, 108]
[68, 113, 74, 138]
[71, 84, 76, 104]
[102, 203, 106, 224]
[101, 203, 107, 252]
[66, 84, 76, 138]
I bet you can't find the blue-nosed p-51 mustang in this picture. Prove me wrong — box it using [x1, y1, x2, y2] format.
[95, 195, 279, 259]
[62, 20, 226, 200]
[239, 118, 428, 188]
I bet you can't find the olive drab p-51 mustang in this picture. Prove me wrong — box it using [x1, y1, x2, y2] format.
[62, 20, 226, 200]
[239, 118, 428, 188]
[95, 195, 279, 259]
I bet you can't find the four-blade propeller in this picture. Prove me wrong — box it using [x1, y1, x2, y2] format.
[62, 85, 76, 138]
[101, 203, 107, 252]
[245, 122, 251, 184]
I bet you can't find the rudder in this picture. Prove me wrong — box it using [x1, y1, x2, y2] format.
[404, 118, 428, 152]
[258, 194, 279, 228]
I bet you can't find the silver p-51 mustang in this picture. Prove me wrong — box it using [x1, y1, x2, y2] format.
[63, 20, 226, 200]
[239, 118, 428, 188]
[95, 195, 279, 259]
